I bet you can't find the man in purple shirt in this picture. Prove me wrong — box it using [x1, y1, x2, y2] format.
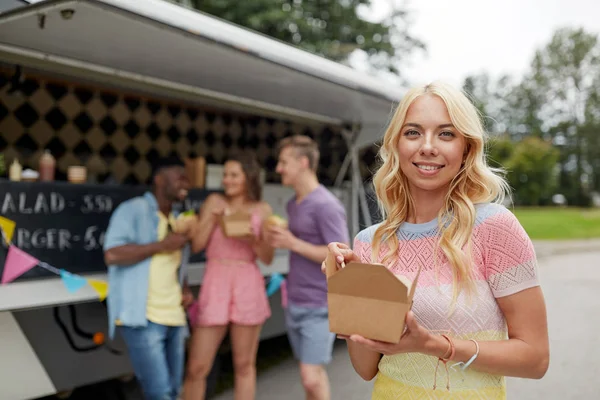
[266, 135, 349, 400]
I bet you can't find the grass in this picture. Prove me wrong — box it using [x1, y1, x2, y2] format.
[512, 207, 600, 240]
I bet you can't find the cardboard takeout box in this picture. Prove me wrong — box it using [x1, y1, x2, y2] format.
[220, 211, 253, 238]
[325, 252, 421, 343]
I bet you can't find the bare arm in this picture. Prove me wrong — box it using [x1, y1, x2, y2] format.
[104, 242, 165, 266]
[104, 231, 188, 267]
[346, 340, 382, 381]
[424, 286, 549, 379]
[349, 287, 550, 381]
[254, 239, 275, 265]
[253, 203, 276, 265]
[189, 194, 222, 253]
[266, 225, 329, 264]
[290, 240, 329, 264]
[268, 200, 348, 264]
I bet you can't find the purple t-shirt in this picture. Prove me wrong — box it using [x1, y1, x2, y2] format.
[286, 185, 349, 308]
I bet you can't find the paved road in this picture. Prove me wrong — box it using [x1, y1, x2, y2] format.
[213, 250, 600, 400]
[506, 250, 600, 399]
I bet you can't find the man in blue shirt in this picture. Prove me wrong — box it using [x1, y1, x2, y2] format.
[103, 156, 193, 400]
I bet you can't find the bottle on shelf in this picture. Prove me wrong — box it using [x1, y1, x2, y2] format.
[9, 158, 22, 181]
[39, 149, 56, 182]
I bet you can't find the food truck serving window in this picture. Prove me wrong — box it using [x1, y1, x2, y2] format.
[0, 180, 213, 280]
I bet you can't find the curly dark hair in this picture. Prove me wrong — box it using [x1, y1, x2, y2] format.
[225, 152, 262, 201]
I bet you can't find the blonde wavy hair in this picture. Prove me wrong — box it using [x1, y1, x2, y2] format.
[371, 81, 510, 306]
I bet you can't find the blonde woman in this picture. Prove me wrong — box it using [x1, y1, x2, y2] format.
[326, 82, 549, 399]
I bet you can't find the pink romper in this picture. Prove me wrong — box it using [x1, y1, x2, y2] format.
[195, 210, 271, 326]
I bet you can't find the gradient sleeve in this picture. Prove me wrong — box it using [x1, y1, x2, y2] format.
[481, 209, 540, 298]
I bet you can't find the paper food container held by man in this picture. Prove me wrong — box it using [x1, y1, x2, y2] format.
[264, 214, 288, 229]
[220, 211, 253, 238]
[325, 252, 422, 344]
[173, 213, 196, 234]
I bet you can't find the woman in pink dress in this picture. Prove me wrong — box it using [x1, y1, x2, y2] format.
[183, 153, 274, 400]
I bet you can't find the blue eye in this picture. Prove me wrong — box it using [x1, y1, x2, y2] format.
[440, 131, 455, 137]
[404, 130, 419, 136]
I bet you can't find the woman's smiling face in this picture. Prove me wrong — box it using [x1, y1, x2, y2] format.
[398, 93, 467, 195]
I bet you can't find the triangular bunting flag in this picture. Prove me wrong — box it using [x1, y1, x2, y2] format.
[88, 279, 109, 301]
[1, 245, 39, 284]
[0, 216, 16, 244]
[59, 270, 88, 293]
[266, 273, 285, 297]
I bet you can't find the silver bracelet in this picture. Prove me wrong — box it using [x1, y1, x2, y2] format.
[451, 339, 480, 371]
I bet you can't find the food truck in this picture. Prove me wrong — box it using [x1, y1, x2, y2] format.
[0, 0, 401, 398]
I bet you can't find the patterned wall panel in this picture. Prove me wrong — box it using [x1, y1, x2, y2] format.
[0, 68, 349, 185]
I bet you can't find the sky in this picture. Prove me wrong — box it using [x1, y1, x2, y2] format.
[359, 0, 600, 87]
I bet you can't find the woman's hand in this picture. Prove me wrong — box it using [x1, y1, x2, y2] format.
[210, 202, 229, 219]
[321, 242, 361, 275]
[343, 311, 438, 357]
[181, 287, 195, 309]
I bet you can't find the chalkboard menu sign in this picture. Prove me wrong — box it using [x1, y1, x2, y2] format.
[0, 180, 216, 281]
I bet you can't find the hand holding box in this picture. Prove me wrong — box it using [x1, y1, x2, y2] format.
[325, 253, 422, 344]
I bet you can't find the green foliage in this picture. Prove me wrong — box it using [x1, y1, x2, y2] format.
[486, 135, 514, 170]
[505, 137, 560, 206]
[182, 0, 424, 77]
[464, 27, 600, 207]
[530, 27, 600, 206]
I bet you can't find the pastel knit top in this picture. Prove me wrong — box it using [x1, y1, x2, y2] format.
[353, 203, 540, 400]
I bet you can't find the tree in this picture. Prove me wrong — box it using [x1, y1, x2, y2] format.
[178, 0, 424, 78]
[530, 27, 600, 205]
[471, 27, 600, 206]
[503, 78, 546, 140]
[486, 134, 514, 170]
[462, 72, 517, 134]
[463, 73, 494, 129]
[505, 137, 560, 206]
[584, 74, 600, 193]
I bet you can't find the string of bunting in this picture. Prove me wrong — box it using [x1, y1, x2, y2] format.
[0, 214, 285, 303]
[0, 215, 108, 301]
